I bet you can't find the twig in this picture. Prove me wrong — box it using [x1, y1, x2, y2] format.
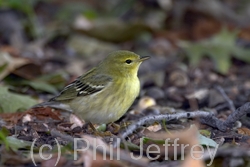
[214, 103, 229, 111]
[118, 110, 213, 139]
[199, 114, 227, 131]
[50, 129, 147, 167]
[119, 102, 250, 140]
[222, 102, 250, 128]
[215, 86, 236, 112]
[199, 102, 250, 131]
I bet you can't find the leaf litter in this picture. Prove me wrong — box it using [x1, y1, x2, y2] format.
[1, 0, 250, 167]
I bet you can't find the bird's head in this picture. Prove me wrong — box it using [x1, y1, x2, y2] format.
[98, 50, 149, 78]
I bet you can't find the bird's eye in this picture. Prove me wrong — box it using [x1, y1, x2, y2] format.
[125, 59, 132, 64]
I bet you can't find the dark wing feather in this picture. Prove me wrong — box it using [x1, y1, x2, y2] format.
[50, 69, 112, 101]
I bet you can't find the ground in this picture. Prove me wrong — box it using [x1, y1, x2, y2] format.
[0, 0, 250, 167]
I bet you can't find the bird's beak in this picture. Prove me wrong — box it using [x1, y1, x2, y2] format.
[139, 56, 150, 62]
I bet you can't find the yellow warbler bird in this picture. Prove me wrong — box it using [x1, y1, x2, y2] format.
[34, 50, 149, 124]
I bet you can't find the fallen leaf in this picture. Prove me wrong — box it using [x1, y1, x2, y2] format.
[5, 136, 33, 151]
[28, 107, 62, 121]
[145, 125, 207, 166]
[21, 80, 58, 94]
[41, 155, 67, 167]
[0, 52, 29, 80]
[179, 28, 250, 74]
[0, 86, 37, 112]
[237, 127, 250, 136]
[147, 123, 162, 132]
[0, 112, 27, 125]
[74, 135, 124, 167]
[12, 63, 42, 80]
[74, 16, 152, 42]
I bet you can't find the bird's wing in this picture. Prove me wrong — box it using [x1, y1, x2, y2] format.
[50, 69, 113, 101]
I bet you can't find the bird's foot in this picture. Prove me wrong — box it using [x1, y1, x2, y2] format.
[107, 122, 120, 134]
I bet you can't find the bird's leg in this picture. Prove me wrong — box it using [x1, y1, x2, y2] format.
[107, 122, 120, 134]
[85, 122, 112, 137]
[82, 122, 97, 134]
[88, 122, 97, 132]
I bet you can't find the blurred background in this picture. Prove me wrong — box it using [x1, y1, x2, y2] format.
[1, 0, 250, 112]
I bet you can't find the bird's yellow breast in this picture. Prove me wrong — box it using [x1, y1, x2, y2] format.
[69, 76, 140, 124]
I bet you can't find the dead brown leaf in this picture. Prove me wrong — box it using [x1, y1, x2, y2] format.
[0, 46, 20, 56]
[28, 107, 62, 121]
[74, 135, 124, 167]
[237, 127, 250, 136]
[145, 125, 206, 167]
[0, 112, 27, 125]
[41, 154, 67, 167]
[0, 51, 30, 80]
[12, 63, 42, 80]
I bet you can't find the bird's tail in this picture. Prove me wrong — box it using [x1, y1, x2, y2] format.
[31, 101, 73, 112]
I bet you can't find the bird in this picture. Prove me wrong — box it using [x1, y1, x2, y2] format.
[33, 50, 149, 124]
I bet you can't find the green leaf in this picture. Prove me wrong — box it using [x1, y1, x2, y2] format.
[232, 47, 250, 63]
[120, 141, 141, 150]
[36, 72, 68, 90]
[184, 43, 205, 66]
[180, 28, 250, 74]
[5, 136, 33, 151]
[142, 137, 166, 145]
[0, 86, 37, 112]
[0, 128, 32, 151]
[0, 128, 10, 149]
[96, 124, 107, 132]
[198, 133, 217, 148]
[199, 129, 211, 137]
[190, 125, 217, 147]
[0, 0, 36, 23]
[0, 63, 8, 73]
[21, 80, 58, 94]
[207, 46, 231, 74]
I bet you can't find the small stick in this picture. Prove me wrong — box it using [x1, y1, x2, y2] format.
[215, 86, 236, 112]
[119, 110, 213, 139]
[118, 102, 250, 141]
[222, 102, 250, 129]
